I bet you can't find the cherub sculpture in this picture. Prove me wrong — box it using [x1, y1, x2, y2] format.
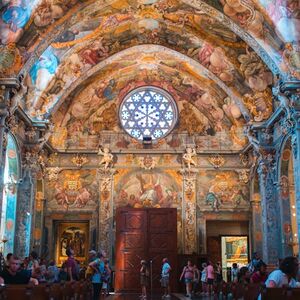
[98, 147, 114, 169]
[183, 147, 197, 169]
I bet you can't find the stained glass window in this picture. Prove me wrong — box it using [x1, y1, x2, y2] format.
[120, 86, 177, 141]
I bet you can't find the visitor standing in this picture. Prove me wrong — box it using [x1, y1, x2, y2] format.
[192, 264, 200, 295]
[200, 263, 207, 295]
[231, 263, 239, 283]
[161, 258, 171, 299]
[206, 261, 214, 296]
[65, 248, 78, 281]
[89, 252, 105, 300]
[140, 260, 149, 299]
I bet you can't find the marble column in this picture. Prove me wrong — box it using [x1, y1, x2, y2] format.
[291, 112, 300, 254]
[277, 178, 293, 257]
[32, 178, 45, 255]
[250, 196, 263, 256]
[14, 169, 35, 257]
[182, 169, 197, 254]
[258, 153, 281, 264]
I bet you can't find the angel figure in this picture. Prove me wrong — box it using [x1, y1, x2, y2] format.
[98, 147, 114, 169]
[183, 147, 197, 169]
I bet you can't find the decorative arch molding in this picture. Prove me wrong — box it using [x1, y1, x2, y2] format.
[49, 44, 250, 120]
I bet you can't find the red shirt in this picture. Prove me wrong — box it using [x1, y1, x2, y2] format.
[251, 272, 267, 283]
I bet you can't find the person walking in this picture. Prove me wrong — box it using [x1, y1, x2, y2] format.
[179, 260, 194, 298]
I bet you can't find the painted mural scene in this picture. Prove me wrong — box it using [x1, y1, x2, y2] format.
[0, 0, 300, 299]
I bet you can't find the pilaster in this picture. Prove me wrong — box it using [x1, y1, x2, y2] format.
[97, 168, 115, 262]
[181, 169, 197, 254]
[257, 152, 281, 264]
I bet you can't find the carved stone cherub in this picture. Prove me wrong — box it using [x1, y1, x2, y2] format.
[98, 147, 114, 169]
[183, 147, 197, 169]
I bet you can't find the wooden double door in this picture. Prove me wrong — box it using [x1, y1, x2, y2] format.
[115, 208, 177, 292]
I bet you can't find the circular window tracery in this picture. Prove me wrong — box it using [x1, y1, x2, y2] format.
[120, 86, 178, 141]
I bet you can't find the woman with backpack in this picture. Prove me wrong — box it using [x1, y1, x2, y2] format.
[89, 252, 105, 300]
[179, 260, 194, 298]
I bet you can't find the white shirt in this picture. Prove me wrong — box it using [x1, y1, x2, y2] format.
[265, 270, 297, 288]
[258, 270, 297, 300]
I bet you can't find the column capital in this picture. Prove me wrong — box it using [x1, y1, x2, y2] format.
[0, 78, 19, 88]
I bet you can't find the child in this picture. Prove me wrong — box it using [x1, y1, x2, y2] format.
[201, 263, 207, 295]
[231, 263, 239, 283]
[140, 260, 149, 299]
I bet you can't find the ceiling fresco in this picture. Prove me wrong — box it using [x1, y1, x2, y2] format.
[0, 0, 298, 151]
[15, 1, 273, 121]
[48, 48, 249, 151]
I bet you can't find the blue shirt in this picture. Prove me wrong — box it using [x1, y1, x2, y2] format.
[91, 258, 105, 283]
[162, 262, 171, 278]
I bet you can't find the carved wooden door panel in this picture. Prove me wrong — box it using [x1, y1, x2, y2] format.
[115, 209, 147, 292]
[115, 208, 177, 292]
[147, 208, 177, 292]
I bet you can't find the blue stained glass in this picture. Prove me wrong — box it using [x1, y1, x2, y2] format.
[120, 86, 177, 141]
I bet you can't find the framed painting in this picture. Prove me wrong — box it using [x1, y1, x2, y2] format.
[55, 222, 89, 266]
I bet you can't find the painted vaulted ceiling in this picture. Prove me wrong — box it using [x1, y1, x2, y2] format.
[0, 0, 299, 151]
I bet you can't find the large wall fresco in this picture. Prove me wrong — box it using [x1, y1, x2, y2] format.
[197, 170, 250, 211]
[114, 169, 182, 209]
[45, 169, 98, 211]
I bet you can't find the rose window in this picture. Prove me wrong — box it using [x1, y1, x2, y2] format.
[120, 86, 178, 141]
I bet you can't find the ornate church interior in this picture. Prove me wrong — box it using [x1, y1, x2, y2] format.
[0, 0, 300, 298]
